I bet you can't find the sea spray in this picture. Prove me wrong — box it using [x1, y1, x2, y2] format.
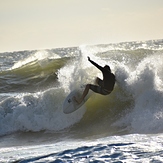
[0, 88, 85, 136]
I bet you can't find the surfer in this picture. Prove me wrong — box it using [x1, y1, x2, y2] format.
[75, 57, 116, 104]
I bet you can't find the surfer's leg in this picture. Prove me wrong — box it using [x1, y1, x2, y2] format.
[74, 84, 90, 104]
[89, 84, 101, 94]
[95, 77, 101, 85]
[96, 78, 104, 87]
[90, 84, 109, 95]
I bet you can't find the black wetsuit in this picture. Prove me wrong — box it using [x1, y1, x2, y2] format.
[89, 59, 115, 95]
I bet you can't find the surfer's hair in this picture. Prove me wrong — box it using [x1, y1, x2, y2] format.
[104, 65, 111, 72]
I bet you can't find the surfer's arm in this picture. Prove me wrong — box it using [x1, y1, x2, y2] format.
[88, 57, 103, 71]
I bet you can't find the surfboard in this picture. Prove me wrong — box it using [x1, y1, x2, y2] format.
[63, 89, 90, 114]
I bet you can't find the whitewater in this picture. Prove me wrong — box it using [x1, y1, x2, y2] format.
[0, 39, 163, 162]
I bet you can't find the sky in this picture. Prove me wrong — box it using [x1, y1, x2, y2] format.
[0, 0, 163, 52]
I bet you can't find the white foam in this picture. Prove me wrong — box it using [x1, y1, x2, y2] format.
[113, 52, 163, 134]
[0, 88, 86, 136]
[57, 46, 100, 93]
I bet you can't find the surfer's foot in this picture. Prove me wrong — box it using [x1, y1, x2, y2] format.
[73, 96, 82, 104]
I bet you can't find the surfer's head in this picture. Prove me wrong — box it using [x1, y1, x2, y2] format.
[104, 65, 111, 72]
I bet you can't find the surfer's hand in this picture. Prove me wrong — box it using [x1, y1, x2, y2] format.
[88, 57, 91, 61]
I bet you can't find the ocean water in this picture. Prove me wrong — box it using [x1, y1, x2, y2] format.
[1, 39, 163, 162]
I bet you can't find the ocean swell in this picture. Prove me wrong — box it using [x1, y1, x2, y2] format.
[0, 40, 163, 137]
